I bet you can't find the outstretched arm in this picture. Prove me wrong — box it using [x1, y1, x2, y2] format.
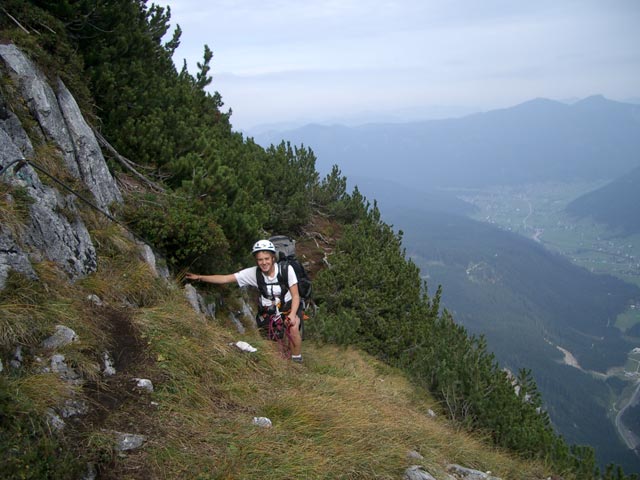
[185, 272, 236, 284]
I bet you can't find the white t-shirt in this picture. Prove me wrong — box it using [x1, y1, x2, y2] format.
[234, 263, 298, 308]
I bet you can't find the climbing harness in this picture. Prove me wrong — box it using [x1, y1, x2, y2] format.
[265, 312, 294, 358]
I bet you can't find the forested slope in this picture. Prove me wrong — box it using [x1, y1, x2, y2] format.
[566, 165, 640, 235]
[0, 2, 637, 479]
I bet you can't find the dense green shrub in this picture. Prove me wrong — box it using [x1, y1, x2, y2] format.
[122, 192, 230, 272]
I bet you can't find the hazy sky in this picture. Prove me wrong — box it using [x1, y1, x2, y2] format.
[162, 0, 640, 131]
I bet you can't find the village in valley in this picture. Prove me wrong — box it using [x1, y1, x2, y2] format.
[458, 182, 640, 287]
[458, 181, 640, 365]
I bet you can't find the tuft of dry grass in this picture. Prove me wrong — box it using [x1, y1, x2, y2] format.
[80, 223, 167, 309]
[9, 373, 77, 415]
[32, 142, 83, 192]
[0, 262, 79, 349]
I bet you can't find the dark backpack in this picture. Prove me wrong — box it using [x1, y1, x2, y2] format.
[255, 235, 312, 308]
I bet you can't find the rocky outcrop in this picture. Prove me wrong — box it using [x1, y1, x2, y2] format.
[0, 44, 124, 283]
[0, 44, 121, 210]
[56, 78, 123, 209]
[0, 92, 95, 283]
[0, 223, 35, 290]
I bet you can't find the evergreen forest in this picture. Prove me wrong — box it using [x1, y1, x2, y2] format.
[0, 1, 638, 478]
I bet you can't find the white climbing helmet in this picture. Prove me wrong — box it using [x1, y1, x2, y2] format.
[251, 239, 276, 255]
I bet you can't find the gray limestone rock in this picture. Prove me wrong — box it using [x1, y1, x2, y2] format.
[0, 44, 80, 177]
[46, 408, 66, 431]
[49, 353, 82, 384]
[241, 296, 258, 331]
[25, 187, 98, 279]
[102, 352, 116, 376]
[56, 78, 122, 211]
[10, 345, 24, 369]
[229, 311, 246, 334]
[139, 242, 169, 279]
[0, 109, 43, 193]
[446, 464, 501, 480]
[0, 51, 99, 281]
[0, 93, 35, 158]
[0, 45, 121, 212]
[185, 283, 208, 317]
[87, 294, 103, 306]
[407, 450, 424, 460]
[133, 378, 154, 393]
[404, 465, 436, 480]
[60, 398, 89, 418]
[114, 432, 147, 452]
[252, 416, 272, 428]
[0, 226, 36, 291]
[42, 325, 78, 349]
[184, 283, 200, 312]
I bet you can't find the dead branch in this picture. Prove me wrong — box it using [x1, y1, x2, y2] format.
[1, 7, 31, 34]
[303, 230, 331, 245]
[36, 21, 57, 35]
[93, 128, 165, 193]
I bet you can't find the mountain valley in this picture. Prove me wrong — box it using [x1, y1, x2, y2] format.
[253, 97, 640, 472]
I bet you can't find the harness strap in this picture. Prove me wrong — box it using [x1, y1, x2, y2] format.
[256, 261, 289, 301]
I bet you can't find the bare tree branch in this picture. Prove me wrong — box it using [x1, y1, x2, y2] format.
[1, 7, 31, 34]
[93, 128, 165, 193]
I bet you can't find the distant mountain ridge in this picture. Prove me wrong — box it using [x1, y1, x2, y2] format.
[566, 164, 640, 234]
[252, 95, 640, 189]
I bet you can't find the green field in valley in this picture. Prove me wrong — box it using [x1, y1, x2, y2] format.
[455, 182, 640, 332]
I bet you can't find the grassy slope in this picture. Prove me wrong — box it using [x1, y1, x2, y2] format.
[105, 284, 553, 480]
[0, 211, 555, 479]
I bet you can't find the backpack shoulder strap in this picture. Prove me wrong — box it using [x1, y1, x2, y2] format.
[255, 267, 268, 299]
[255, 262, 290, 300]
[277, 260, 289, 298]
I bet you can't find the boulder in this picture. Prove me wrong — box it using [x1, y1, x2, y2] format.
[404, 465, 436, 480]
[114, 432, 147, 452]
[446, 464, 501, 480]
[42, 325, 79, 349]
